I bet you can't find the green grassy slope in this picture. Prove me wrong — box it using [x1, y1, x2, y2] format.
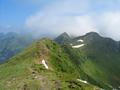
[0, 38, 99, 90]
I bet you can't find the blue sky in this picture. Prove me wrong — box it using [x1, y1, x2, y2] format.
[0, 0, 120, 40]
[0, 0, 48, 26]
[1, 0, 120, 26]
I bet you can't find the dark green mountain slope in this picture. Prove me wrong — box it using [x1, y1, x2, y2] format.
[0, 38, 100, 90]
[0, 32, 34, 63]
[58, 32, 120, 90]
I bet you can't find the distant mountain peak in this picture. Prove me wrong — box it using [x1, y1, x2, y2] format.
[80, 32, 102, 41]
[54, 32, 71, 45]
[74, 32, 102, 43]
[85, 32, 100, 37]
[59, 32, 70, 37]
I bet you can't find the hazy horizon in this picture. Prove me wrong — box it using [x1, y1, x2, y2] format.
[1, 0, 120, 41]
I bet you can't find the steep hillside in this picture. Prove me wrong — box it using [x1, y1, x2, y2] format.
[57, 32, 120, 90]
[0, 38, 100, 90]
[0, 32, 34, 63]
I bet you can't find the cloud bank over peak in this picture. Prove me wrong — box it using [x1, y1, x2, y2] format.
[25, 0, 120, 41]
[96, 12, 120, 41]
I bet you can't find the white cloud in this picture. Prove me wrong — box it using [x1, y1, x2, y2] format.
[25, 0, 96, 36]
[97, 12, 120, 41]
[26, 14, 97, 36]
[25, 0, 120, 40]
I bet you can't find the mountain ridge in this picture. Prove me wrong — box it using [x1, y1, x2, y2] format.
[0, 32, 120, 90]
[0, 38, 101, 90]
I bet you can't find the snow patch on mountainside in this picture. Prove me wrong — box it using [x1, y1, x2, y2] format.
[77, 39, 84, 42]
[77, 79, 88, 84]
[42, 59, 48, 69]
[72, 44, 85, 48]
